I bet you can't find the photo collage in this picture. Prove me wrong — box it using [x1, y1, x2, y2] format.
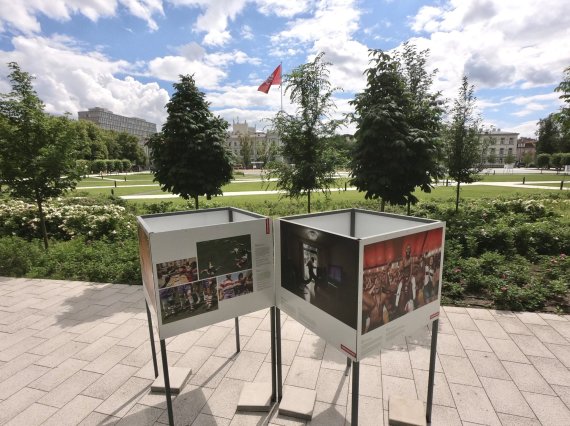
[157, 234, 254, 324]
[362, 228, 443, 335]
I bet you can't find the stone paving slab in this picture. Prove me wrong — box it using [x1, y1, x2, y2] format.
[0, 277, 569, 425]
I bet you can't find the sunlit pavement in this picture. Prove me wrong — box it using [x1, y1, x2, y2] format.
[0, 277, 568, 425]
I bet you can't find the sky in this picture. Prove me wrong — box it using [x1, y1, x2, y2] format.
[0, 0, 568, 137]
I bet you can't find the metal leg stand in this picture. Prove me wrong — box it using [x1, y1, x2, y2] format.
[270, 307, 277, 402]
[276, 308, 283, 401]
[426, 319, 439, 424]
[346, 358, 352, 376]
[351, 361, 359, 426]
[235, 317, 240, 353]
[160, 340, 174, 426]
[145, 301, 159, 378]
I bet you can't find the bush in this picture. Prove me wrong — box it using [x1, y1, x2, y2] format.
[0, 199, 135, 242]
[27, 237, 141, 285]
[0, 236, 43, 276]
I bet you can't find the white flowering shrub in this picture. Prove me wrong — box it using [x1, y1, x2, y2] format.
[0, 199, 135, 241]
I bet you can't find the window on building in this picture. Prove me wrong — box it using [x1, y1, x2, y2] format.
[499, 148, 504, 156]
[500, 137, 505, 144]
[509, 137, 514, 145]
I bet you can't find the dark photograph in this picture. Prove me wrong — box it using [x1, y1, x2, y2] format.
[156, 257, 199, 288]
[159, 277, 218, 324]
[280, 221, 359, 329]
[216, 270, 254, 301]
[362, 228, 443, 335]
[197, 234, 252, 280]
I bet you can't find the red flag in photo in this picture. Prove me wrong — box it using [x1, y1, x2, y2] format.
[257, 64, 282, 94]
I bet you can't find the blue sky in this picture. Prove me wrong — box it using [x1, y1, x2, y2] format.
[0, 0, 568, 137]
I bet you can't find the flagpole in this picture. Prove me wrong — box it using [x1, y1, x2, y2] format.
[280, 61, 283, 112]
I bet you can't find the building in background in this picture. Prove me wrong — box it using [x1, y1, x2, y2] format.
[516, 137, 537, 164]
[227, 119, 279, 168]
[481, 130, 519, 165]
[78, 107, 157, 142]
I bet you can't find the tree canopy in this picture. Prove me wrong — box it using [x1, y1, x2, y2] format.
[0, 62, 81, 249]
[269, 52, 343, 212]
[350, 45, 444, 211]
[148, 74, 232, 209]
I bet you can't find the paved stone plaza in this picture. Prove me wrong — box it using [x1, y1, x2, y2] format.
[0, 277, 569, 425]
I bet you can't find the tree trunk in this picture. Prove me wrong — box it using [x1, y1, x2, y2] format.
[194, 195, 199, 210]
[307, 190, 311, 214]
[455, 181, 461, 213]
[380, 198, 385, 212]
[407, 200, 411, 216]
[36, 195, 49, 250]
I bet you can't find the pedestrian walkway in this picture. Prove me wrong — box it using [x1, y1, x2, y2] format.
[0, 277, 568, 425]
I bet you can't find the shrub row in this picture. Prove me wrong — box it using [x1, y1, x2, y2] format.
[0, 193, 568, 312]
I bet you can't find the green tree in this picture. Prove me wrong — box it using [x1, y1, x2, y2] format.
[257, 138, 278, 166]
[536, 153, 551, 171]
[350, 47, 443, 212]
[536, 114, 561, 154]
[0, 62, 80, 249]
[270, 53, 343, 213]
[523, 152, 534, 166]
[148, 75, 232, 209]
[444, 76, 485, 213]
[114, 132, 147, 167]
[504, 152, 516, 165]
[239, 134, 253, 168]
[487, 151, 497, 165]
[554, 66, 570, 152]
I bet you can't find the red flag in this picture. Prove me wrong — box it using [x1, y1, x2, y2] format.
[257, 64, 282, 94]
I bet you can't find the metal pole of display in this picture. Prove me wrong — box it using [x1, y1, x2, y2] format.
[160, 339, 174, 426]
[426, 319, 439, 423]
[145, 301, 159, 378]
[228, 209, 241, 354]
[235, 317, 241, 352]
[351, 361, 359, 426]
[346, 358, 352, 376]
[270, 306, 277, 402]
[276, 307, 283, 401]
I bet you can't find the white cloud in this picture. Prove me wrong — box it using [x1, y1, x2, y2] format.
[169, 0, 247, 46]
[256, 0, 312, 18]
[0, 0, 163, 33]
[241, 24, 254, 40]
[271, 0, 360, 46]
[146, 46, 261, 88]
[507, 120, 539, 138]
[408, 0, 570, 95]
[0, 34, 169, 125]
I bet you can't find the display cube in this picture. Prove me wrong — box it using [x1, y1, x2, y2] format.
[275, 208, 445, 361]
[138, 207, 275, 340]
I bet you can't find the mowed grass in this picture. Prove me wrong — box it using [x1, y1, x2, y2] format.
[478, 173, 568, 182]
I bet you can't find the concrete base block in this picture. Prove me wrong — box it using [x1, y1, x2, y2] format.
[150, 367, 192, 394]
[237, 382, 273, 412]
[388, 396, 426, 426]
[278, 386, 316, 420]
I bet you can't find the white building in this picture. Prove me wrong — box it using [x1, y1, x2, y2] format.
[481, 130, 519, 165]
[227, 119, 279, 167]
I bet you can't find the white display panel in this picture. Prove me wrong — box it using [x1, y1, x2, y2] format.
[354, 211, 433, 239]
[275, 219, 360, 360]
[284, 211, 352, 237]
[138, 209, 274, 340]
[142, 209, 231, 233]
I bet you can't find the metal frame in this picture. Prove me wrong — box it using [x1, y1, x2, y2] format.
[146, 301, 278, 425]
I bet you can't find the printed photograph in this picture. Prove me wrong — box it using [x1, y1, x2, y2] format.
[362, 228, 443, 335]
[280, 221, 359, 329]
[156, 257, 199, 288]
[197, 234, 252, 280]
[159, 277, 218, 324]
[217, 270, 254, 301]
